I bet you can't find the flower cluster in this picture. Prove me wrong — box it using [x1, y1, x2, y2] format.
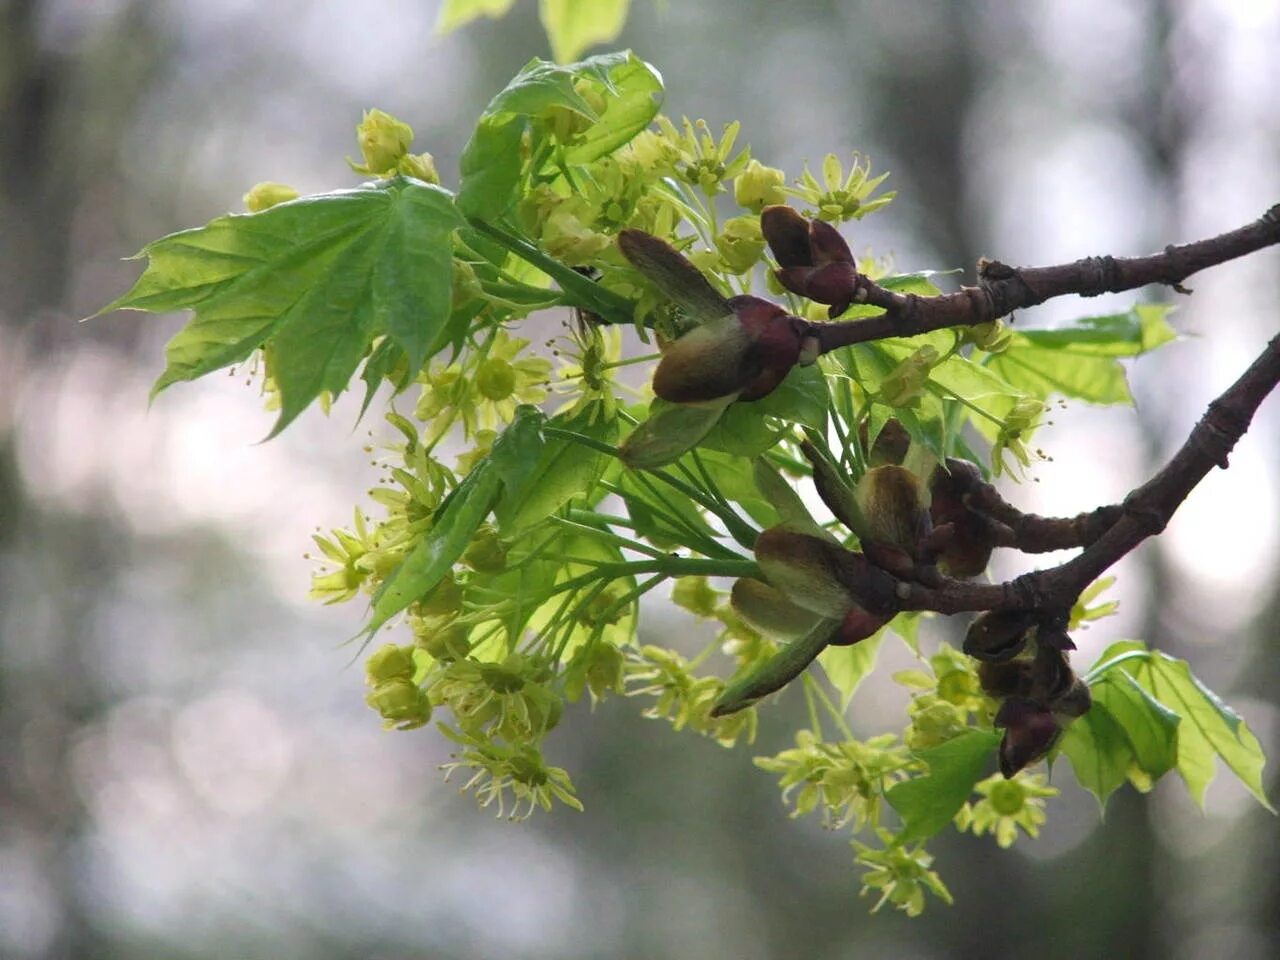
[754, 730, 911, 831]
[853, 830, 953, 917]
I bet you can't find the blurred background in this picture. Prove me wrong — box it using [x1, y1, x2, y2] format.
[1, 0, 1278, 957]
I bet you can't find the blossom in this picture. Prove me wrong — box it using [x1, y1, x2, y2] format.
[754, 730, 910, 830]
[652, 116, 751, 196]
[787, 152, 895, 223]
[958, 772, 1058, 848]
[439, 727, 583, 819]
[853, 830, 953, 917]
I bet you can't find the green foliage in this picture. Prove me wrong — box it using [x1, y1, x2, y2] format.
[95, 50, 1271, 919]
[102, 180, 463, 437]
[437, 0, 632, 65]
[1069, 641, 1273, 811]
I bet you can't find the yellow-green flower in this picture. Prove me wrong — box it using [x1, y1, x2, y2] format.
[654, 116, 751, 197]
[473, 331, 553, 427]
[365, 677, 432, 730]
[625, 645, 757, 748]
[734, 158, 787, 212]
[853, 830, 953, 917]
[397, 151, 440, 184]
[992, 397, 1047, 477]
[957, 772, 1057, 848]
[755, 730, 911, 830]
[438, 727, 584, 819]
[414, 331, 552, 440]
[309, 508, 375, 604]
[715, 215, 766, 274]
[552, 323, 624, 421]
[788, 152, 895, 222]
[429, 652, 561, 741]
[879, 345, 938, 408]
[349, 108, 414, 176]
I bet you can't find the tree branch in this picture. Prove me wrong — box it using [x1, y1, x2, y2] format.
[897, 332, 1280, 616]
[812, 203, 1280, 352]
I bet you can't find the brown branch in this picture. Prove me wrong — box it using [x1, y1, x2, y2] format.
[811, 203, 1280, 352]
[949, 461, 1123, 553]
[895, 332, 1280, 617]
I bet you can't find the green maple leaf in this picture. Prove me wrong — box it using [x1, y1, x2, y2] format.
[99, 177, 464, 437]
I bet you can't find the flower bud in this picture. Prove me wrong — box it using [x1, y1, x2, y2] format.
[994, 698, 1061, 777]
[242, 181, 299, 212]
[366, 644, 416, 684]
[585, 642, 625, 699]
[879, 346, 938, 408]
[397, 151, 440, 184]
[462, 525, 507, 574]
[715, 216, 767, 274]
[734, 159, 788, 211]
[928, 459, 1000, 578]
[753, 527, 895, 619]
[963, 609, 1036, 662]
[672, 576, 719, 618]
[351, 108, 414, 176]
[855, 465, 930, 550]
[417, 620, 472, 661]
[418, 573, 463, 617]
[366, 678, 432, 730]
[962, 319, 1012, 353]
[730, 577, 822, 639]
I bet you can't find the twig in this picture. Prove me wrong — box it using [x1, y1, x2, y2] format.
[895, 332, 1280, 616]
[811, 203, 1280, 352]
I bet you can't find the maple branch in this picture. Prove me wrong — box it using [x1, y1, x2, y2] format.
[811, 203, 1280, 352]
[895, 331, 1280, 617]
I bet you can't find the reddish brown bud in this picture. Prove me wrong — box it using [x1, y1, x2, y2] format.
[760, 205, 812, 267]
[799, 439, 861, 532]
[652, 296, 809, 404]
[963, 609, 1036, 662]
[994, 698, 1062, 777]
[978, 659, 1031, 700]
[833, 604, 892, 646]
[1052, 678, 1093, 721]
[762, 205, 859, 312]
[807, 218, 855, 265]
[754, 527, 896, 619]
[928, 459, 1000, 578]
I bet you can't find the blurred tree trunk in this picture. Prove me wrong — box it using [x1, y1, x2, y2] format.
[0, 2, 163, 956]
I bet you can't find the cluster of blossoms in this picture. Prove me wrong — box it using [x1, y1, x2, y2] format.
[295, 82, 1073, 897]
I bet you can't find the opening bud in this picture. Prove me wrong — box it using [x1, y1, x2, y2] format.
[929, 459, 1001, 578]
[651, 296, 810, 404]
[761, 205, 860, 316]
[994, 698, 1061, 778]
[730, 577, 823, 639]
